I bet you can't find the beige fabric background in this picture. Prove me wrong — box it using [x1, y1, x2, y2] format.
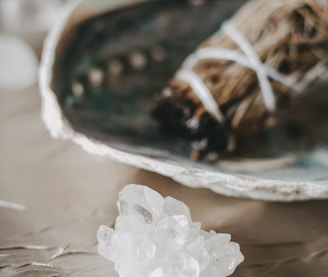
[1, 83, 328, 277]
[0, 36, 328, 276]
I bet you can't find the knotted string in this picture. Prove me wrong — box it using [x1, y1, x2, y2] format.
[176, 21, 301, 123]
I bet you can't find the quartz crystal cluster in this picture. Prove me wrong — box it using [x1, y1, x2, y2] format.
[97, 184, 244, 277]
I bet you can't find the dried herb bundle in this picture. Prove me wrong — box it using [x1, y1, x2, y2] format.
[153, 0, 328, 160]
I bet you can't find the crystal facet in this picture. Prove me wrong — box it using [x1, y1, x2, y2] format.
[97, 184, 244, 277]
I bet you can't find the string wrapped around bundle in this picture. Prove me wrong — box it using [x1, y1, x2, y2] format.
[152, 0, 328, 160]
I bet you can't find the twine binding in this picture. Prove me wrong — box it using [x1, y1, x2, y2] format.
[176, 21, 301, 122]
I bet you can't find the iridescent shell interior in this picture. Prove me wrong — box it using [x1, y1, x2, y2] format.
[54, 0, 247, 158]
[47, 0, 328, 200]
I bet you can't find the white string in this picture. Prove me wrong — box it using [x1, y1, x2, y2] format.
[175, 21, 300, 120]
[222, 22, 276, 111]
[0, 200, 26, 211]
[176, 70, 225, 122]
[182, 47, 250, 69]
[182, 47, 302, 91]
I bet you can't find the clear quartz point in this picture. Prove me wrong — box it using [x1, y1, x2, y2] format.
[97, 184, 244, 277]
[118, 184, 164, 223]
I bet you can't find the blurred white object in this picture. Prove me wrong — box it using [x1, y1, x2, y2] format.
[97, 184, 244, 277]
[0, 0, 66, 33]
[0, 0, 67, 90]
[0, 35, 38, 89]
